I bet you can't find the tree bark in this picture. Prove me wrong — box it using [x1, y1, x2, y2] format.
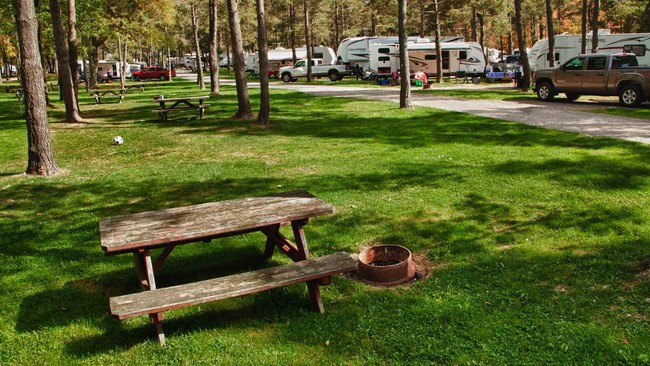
[433, 0, 442, 83]
[545, 0, 555, 67]
[13, 0, 60, 176]
[192, 3, 205, 89]
[581, 0, 587, 54]
[591, 0, 599, 53]
[68, 0, 80, 103]
[256, 0, 269, 125]
[290, 3, 297, 64]
[398, 0, 412, 109]
[49, 0, 82, 122]
[209, 0, 220, 96]
[226, 0, 253, 118]
[303, 0, 312, 82]
[514, 0, 531, 91]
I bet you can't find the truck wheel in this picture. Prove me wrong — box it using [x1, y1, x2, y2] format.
[536, 81, 555, 102]
[281, 73, 293, 83]
[328, 70, 340, 82]
[565, 93, 580, 102]
[134, 75, 140, 81]
[159, 75, 166, 81]
[619, 84, 643, 107]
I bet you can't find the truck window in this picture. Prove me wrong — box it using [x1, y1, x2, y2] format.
[587, 56, 606, 70]
[424, 55, 437, 60]
[295, 61, 304, 67]
[623, 45, 646, 56]
[564, 57, 585, 71]
[611, 55, 639, 68]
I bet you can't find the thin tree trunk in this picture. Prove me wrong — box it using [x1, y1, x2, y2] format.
[290, 3, 297, 64]
[209, 0, 220, 95]
[117, 35, 125, 89]
[591, 0, 599, 53]
[257, 0, 269, 125]
[49, 0, 82, 122]
[226, 0, 253, 118]
[192, 3, 205, 89]
[36, 19, 52, 106]
[398, 0, 412, 108]
[303, 0, 312, 82]
[433, 0, 442, 83]
[89, 41, 99, 89]
[418, 0, 424, 37]
[68, 0, 79, 104]
[13, 0, 60, 175]
[514, 0, 531, 91]
[546, 0, 555, 67]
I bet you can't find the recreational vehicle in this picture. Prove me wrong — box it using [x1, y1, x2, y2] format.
[337, 36, 431, 71]
[528, 32, 650, 71]
[368, 41, 486, 78]
[96, 60, 131, 81]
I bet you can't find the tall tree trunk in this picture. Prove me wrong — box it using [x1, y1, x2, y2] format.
[580, 0, 587, 53]
[545, 0, 555, 67]
[68, 0, 79, 103]
[13, 0, 60, 175]
[433, 0, 442, 83]
[36, 20, 52, 106]
[290, 3, 297, 64]
[591, 0, 599, 53]
[514, 0, 531, 91]
[256, 0, 269, 125]
[303, 0, 312, 82]
[209, 0, 220, 96]
[471, 9, 477, 42]
[418, 0, 424, 37]
[192, 3, 205, 89]
[49, 0, 82, 122]
[89, 41, 99, 89]
[117, 36, 124, 89]
[398, 0, 412, 109]
[226, 0, 253, 118]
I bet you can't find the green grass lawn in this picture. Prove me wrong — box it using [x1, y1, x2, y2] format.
[2, 80, 650, 364]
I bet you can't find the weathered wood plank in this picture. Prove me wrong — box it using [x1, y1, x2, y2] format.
[100, 190, 335, 255]
[110, 252, 356, 320]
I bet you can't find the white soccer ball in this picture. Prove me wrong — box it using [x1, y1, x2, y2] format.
[113, 136, 124, 145]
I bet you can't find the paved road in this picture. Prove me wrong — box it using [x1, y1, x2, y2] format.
[178, 69, 650, 145]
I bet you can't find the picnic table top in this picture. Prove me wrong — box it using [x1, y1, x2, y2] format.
[99, 190, 335, 255]
[156, 95, 211, 102]
[91, 88, 126, 92]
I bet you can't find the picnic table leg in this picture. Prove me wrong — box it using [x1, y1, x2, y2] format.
[291, 219, 325, 314]
[94, 95, 101, 104]
[134, 249, 167, 346]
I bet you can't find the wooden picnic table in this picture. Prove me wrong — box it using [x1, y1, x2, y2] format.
[99, 190, 356, 346]
[153, 95, 210, 120]
[124, 83, 145, 92]
[90, 88, 125, 104]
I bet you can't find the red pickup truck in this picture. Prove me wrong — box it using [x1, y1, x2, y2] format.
[132, 66, 176, 81]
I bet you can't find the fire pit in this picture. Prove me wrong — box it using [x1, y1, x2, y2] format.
[357, 245, 415, 286]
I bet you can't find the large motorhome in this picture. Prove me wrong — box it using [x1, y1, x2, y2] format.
[528, 32, 650, 71]
[251, 46, 337, 77]
[368, 41, 486, 78]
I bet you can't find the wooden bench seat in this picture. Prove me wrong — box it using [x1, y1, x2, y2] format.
[111, 252, 356, 320]
[152, 104, 210, 120]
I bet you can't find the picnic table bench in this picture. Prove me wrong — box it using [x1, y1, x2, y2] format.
[124, 83, 146, 92]
[90, 88, 125, 104]
[100, 190, 356, 346]
[5, 85, 22, 93]
[153, 95, 210, 121]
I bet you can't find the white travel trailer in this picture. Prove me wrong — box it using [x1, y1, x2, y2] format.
[96, 60, 131, 81]
[252, 46, 337, 77]
[368, 41, 486, 78]
[528, 32, 650, 71]
[337, 36, 431, 71]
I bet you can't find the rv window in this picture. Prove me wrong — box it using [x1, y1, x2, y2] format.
[555, 53, 559, 61]
[314, 53, 323, 58]
[459, 51, 467, 60]
[378, 48, 391, 54]
[623, 45, 646, 56]
[98, 67, 103, 71]
[424, 55, 437, 60]
[378, 56, 390, 62]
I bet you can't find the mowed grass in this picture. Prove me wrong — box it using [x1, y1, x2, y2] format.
[1, 79, 650, 364]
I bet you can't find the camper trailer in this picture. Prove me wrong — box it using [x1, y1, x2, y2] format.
[251, 46, 337, 77]
[96, 60, 131, 81]
[528, 32, 650, 71]
[337, 36, 431, 71]
[368, 41, 486, 78]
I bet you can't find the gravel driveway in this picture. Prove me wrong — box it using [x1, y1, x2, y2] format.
[179, 69, 650, 145]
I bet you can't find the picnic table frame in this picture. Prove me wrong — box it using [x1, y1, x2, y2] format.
[100, 190, 348, 346]
[90, 88, 125, 104]
[153, 95, 210, 120]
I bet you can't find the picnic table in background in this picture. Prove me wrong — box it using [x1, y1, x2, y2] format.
[152, 95, 210, 121]
[90, 88, 125, 104]
[124, 83, 146, 92]
[99, 190, 356, 346]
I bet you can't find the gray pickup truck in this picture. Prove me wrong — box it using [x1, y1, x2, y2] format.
[533, 53, 650, 107]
